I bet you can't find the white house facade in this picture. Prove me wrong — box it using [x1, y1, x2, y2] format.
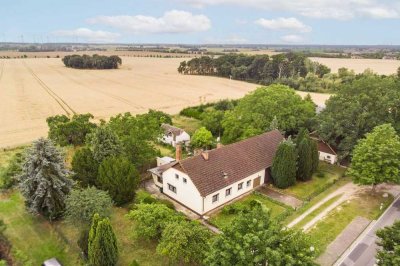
[149, 130, 283, 215]
[160, 124, 190, 147]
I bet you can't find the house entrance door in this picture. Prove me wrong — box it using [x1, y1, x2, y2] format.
[253, 176, 261, 188]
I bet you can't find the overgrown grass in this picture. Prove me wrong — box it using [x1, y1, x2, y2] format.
[209, 193, 290, 230]
[308, 191, 393, 256]
[293, 194, 342, 230]
[283, 177, 351, 225]
[172, 115, 201, 135]
[280, 162, 346, 201]
[0, 191, 80, 265]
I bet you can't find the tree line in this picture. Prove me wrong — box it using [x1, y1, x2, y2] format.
[178, 53, 331, 85]
[62, 54, 122, 69]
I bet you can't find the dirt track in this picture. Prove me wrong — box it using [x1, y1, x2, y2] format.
[0, 57, 330, 148]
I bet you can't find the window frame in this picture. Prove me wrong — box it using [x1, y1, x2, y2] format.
[225, 187, 232, 197]
[175, 173, 179, 179]
[246, 180, 251, 187]
[183, 177, 187, 183]
[168, 183, 177, 193]
[238, 182, 243, 190]
[212, 193, 219, 203]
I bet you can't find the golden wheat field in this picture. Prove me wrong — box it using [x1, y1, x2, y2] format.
[0, 57, 330, 149]
[311, 57, 400, 75]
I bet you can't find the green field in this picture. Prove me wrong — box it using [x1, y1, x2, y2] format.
[172, 115, 201, 135]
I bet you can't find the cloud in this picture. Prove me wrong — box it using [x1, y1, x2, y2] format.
[255, 17, 311, 32]
[52, 28, 120, 42]
[180, 0, 400, 20]
[87, 10, 211, 34]
[280, 34, 305, 43]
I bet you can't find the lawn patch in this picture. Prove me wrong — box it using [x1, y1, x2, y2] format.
[172, 115, 201, 135]
[280, 162, 346, 201]
[307, 191, 393, 256]
[209, 192, 291, 230]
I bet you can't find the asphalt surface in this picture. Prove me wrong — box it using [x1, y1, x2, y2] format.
[337, 197, 400, 266]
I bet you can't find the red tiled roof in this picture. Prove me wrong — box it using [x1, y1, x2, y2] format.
[173, 130, 284, 196]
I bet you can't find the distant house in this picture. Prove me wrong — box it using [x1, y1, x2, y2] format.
[149, 130, 283, 215]
[160, 124, 190, 147]
[310, 133, 338, 164]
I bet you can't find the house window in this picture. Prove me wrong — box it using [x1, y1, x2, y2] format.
[225, 188, 232, 197]
[183, 178, 187, 183]
[238, 182, 243, 190]
[246, 180, 251, 187]
[157, 176, 163, 183]
[327, 155, 331, 159]
[168, 183, 177, 193]
[175, 174, 179, 179]
[212, 194, 219, 203]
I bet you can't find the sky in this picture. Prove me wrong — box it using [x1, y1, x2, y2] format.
[1, 0, 400, 45]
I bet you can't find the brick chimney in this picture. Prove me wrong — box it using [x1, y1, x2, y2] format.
[201, 151, 209, 161]
[175, 144, 182, 161]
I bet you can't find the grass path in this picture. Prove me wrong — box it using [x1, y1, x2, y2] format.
[287, 182, 360, 229]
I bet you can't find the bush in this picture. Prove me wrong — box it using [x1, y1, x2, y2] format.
[133, 190, 175, 210]
[1, 151, 24, 189]
[316, 171, 326, 178]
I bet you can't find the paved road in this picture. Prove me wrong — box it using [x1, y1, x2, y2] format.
[336, 196, 400, 266]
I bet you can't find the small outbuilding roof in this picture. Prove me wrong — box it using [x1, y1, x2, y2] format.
[161, 124, 185, 136]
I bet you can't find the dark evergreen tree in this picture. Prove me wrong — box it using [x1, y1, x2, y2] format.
[71, 147, 99, 187]
[297, 137, 313, 181]
[89, 217, 118, 266]
[310, 139, 319, 172]
[97, 156, 140, 206]
[88, 126, 122, 163]
[271, 139, 297, 188]
[19, 138, 73, 220]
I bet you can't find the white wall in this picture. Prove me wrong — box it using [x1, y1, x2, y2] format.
[319, 151, 337, 164]
[161, 132, 190, 147]
[203, 169, 266, 214]
[162, 168, 204, 214]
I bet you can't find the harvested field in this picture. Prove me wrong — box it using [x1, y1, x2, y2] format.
[311, 57, 400, 75]
[0, 57, 329, 148]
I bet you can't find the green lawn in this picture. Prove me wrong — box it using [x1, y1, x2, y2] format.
[172, 115, 201, 135]
[292, 194, 342, 230]
[283, 177, 351, 225]
[308, 191, 393, 256]
[0, 191, 80, 266]
[280, 162, 346, 201]
[209, 192, 290, 230]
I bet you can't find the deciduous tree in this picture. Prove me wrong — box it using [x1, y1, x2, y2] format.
[204, 204, 316, 266]
[191, 127, 214, 149]
[348, 124, 400, 189]
[88, 126, 122, 163]
[376, 221, 400, 265]
[65, 187, 113, 226]
[222, 85, 315, 143]
[157, 221, 211, 264]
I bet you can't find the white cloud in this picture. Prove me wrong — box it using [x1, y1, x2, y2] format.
[280, 34, 305, 43]
[255, 17, 311, 32]
[52, 28, 120, 42]
[87, 10, 211, 34]
[180, 0, 400, 20]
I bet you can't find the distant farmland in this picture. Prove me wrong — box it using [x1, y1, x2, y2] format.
[311, 57, 400, 75]
[0, 57, 329, 148]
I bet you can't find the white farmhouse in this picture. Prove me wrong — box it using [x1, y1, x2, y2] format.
[160, 123, 190, 147]
[310, 133, 338, 164]
[149, 130, 283, 216]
